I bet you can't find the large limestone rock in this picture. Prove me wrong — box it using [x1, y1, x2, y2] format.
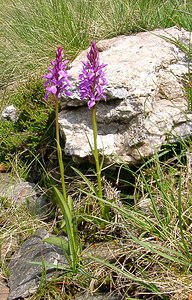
[59, 27, 192, 163]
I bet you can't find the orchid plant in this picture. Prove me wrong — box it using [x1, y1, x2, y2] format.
[78, 42, 109, 220]
[43, 47, 79, 272]
[42, 43, 109, 272]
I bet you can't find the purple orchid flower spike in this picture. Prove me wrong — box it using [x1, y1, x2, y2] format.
[79, 41, 107, 109]
[43, 46, 71, 100]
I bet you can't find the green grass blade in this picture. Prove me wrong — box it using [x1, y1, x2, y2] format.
[43, 236, 69, 253]
[53, 186, 78, 271]
[71, 166, 96, 195]
[88, 255, 167, 299]
[128, 232, 192, 268]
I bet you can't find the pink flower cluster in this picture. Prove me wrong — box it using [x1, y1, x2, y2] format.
[78, 42, 107, 109]
[43, 47, 71, 100]
[44, 42, 107, 109]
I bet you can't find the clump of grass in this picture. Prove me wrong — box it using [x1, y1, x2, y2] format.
[95, 0, 192, 37]
[0, 0, 97, 86]
[86, 143, 192, 299]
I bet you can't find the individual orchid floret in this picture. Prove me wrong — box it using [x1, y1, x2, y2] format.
[43, 47, 71, 100]
[78, 41, 107, 109]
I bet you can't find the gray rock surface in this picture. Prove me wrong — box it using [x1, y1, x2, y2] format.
[59, 27, 192, 164]
[1, 105, 18, 122]
[0, 173, 49, 216]
[7, 228, 68, 300]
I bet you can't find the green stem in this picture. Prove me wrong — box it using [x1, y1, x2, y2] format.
[92, 107, 103, 200]
[55, 96, 67, 202]
[55, 96, 78, 271]
[92, 106, 111, 221]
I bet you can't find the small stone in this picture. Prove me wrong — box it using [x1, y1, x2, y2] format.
[1, 105, 18, 122]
